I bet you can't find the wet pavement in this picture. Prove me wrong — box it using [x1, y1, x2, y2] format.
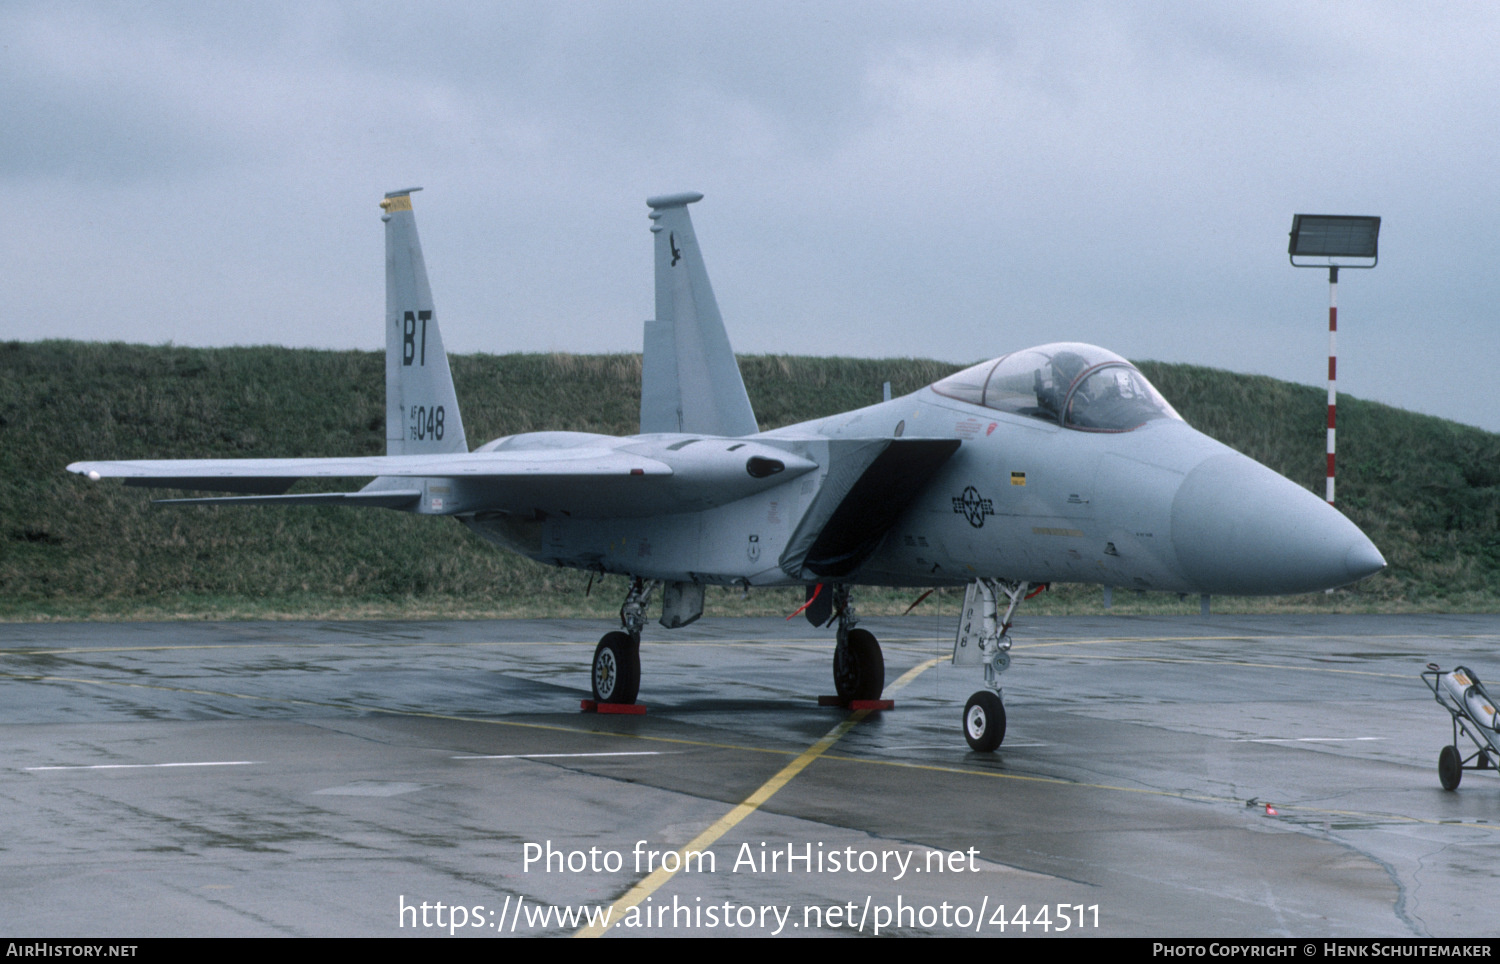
[2, 613, 1498, 937]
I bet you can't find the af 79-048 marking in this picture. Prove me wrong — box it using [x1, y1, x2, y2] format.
[70, 189, 1385, 750]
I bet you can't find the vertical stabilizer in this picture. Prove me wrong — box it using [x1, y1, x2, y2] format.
[642, 193, 758, 437]
[380, 189, 468, 455]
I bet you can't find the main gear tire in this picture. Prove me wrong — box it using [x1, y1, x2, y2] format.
[833, 629, 885, 701]
[592, 632, 641, 705]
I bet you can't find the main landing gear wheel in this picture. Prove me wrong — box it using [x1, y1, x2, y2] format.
[964, 691, 1006, 752]
[833, 628, 885, 701]
[592, 632, 640, 705]
[1438, 744, 1462, 791]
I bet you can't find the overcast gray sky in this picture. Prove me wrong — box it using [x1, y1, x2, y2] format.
[6, 2, 1498, 431]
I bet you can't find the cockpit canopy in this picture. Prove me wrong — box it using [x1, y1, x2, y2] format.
[932, 342, 1182, 432]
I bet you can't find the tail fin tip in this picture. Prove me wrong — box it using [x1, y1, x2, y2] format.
[646, 191, 704, 210]
[380, 187, 423, 217]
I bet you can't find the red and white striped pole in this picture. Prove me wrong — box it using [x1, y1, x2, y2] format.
[1326, 266, 1338, 504]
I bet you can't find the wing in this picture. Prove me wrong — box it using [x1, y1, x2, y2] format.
[68, 449, 670, 514]
[69, 437, 822, 519]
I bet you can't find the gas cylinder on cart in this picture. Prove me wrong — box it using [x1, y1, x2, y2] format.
[1441, 668, 1500, 730]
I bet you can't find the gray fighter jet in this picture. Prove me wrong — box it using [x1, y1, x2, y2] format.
[70, 190, 1385, 750]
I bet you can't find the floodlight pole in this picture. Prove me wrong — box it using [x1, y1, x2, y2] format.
[1326, 265, 1338, 504]
[1288, 214, 1380, 508]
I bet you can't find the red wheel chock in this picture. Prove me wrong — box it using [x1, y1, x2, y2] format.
[817, 696, 894, 710]
[580, 700, 648, 715]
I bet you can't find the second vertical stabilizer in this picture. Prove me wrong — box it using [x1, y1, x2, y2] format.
[641, 193, 758, 437]
[381, 188, 468, 456]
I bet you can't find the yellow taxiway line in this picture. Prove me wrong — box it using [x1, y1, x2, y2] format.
[572, 656, 944, 938]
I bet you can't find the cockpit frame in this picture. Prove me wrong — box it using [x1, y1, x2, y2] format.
[932, 342, 1182, 433]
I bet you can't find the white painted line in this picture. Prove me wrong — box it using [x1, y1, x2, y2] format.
[1235, 737, 1385, 743]
[25, 761, 259, 771]
[314, 781, 432, 797]
[879, 744, 1047, 751]
[451, 751, 666, 760]
[879, 745, 973, 751]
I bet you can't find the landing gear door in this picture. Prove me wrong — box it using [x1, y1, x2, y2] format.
[660, 581, 705, 629]
[953, 582, 985, 666]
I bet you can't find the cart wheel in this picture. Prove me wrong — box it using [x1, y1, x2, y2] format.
[1439, 745, 1462, 791]
[1479, 750, 1492, 770]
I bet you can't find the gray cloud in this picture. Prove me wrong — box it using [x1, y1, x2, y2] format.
[4, 1, 1498, 431]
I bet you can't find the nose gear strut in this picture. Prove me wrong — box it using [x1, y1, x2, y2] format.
[954, 579, 1044, 751]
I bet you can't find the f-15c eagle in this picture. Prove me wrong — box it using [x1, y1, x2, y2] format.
[71, 189, 1385, 750]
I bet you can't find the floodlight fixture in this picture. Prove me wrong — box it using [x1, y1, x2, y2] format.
[1289, 214, 1380, 268]
[1287, 213, 1381, 508]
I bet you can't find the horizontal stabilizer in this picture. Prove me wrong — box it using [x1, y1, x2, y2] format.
[153, 490, 422, 508]
[126, 475, 296, 495]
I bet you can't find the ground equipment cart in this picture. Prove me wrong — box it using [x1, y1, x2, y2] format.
[1421, 663, 1500, 790]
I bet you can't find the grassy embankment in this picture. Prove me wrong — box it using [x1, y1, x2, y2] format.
[2, 340, 1498, 621]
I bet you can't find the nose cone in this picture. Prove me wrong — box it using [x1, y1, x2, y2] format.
[1171, 453, 1385, 595]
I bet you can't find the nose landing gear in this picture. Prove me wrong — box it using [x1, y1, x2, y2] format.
[955, 579, 1040, 751]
